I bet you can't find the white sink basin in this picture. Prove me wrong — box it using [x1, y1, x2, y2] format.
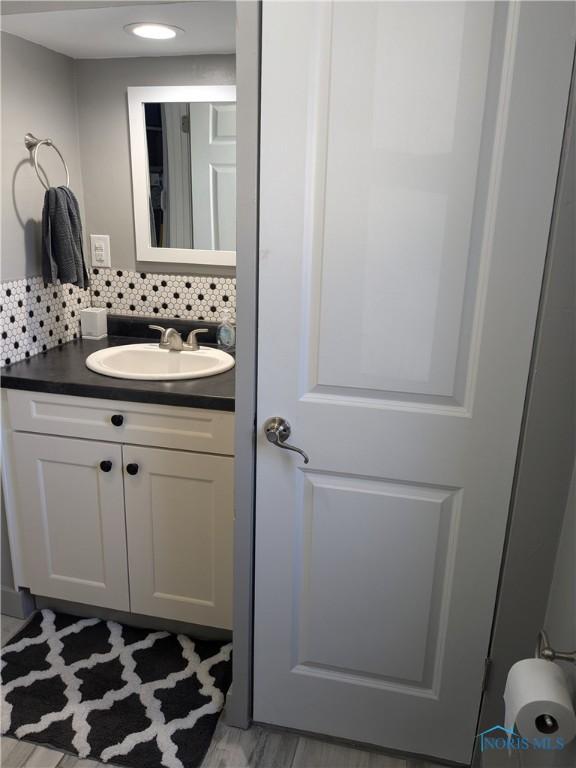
[85, 344, 235, 381]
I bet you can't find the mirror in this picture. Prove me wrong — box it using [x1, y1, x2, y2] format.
[128, 85, 236, 266]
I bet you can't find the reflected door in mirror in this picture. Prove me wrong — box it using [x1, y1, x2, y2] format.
[144, 102, 236, 252]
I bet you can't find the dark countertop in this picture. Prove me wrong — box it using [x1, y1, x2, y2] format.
[1, 335, 235, 412]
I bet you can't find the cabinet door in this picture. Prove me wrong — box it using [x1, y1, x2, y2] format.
[123, 445, 234, 629]
[12, 433, 129, 610]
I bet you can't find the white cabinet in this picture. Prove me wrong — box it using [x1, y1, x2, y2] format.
[7, 389, 234, 454]
[124, 446, 234, 628]
[12, 433, 129, 611]
[5, 391, 234, 629]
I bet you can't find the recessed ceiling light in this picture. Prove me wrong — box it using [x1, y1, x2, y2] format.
[124, 22, 184, 40]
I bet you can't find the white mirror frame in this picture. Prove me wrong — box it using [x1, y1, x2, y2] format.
[127, 85, 237, 266]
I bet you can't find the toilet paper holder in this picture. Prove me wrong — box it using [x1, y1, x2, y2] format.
[537, 630, 576, 664]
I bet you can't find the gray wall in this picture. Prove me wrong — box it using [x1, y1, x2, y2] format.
[477, 51, 575, 760]
[75, 54, 235, 276]
[546, 63, 576, 683]
[0, 31, 85, 603]
[545, 465, 576, 766]
[542, 82, 576, 760]
[546, 464, 576, 664]
[1, 32, 85, 282]
[0, 35, 235, 281]
[516, 469, 576, 768]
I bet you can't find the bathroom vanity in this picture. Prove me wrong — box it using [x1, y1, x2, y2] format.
[1, 323, 235, 630]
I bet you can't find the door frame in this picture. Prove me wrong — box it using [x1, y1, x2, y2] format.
[474, 46, 576, 763]
[227, 0, 261, 729]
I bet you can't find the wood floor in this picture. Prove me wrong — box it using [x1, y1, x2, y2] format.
[1, 615, 444, 768]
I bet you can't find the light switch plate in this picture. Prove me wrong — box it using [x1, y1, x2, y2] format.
[90, 234, 111, 268]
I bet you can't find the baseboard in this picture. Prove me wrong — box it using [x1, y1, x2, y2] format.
[1, 586, 35, 619]
[224, 686, 252, 729]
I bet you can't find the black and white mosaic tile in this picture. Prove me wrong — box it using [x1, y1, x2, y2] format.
[90, 269, 236, 323]
[0, 277, 90, 368]
[0, 269, 236, 368]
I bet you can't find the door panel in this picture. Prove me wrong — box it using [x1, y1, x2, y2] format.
[296, 474, 458, 689]
[317, 2, 494, 400]
[13, 433, 128, 610]
[123, 445, 234, 628]
[254, 1, 574, 763]
[189, 102, 237, 251]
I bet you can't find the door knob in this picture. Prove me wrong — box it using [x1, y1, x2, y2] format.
[126, 463, 139, 476]
[111, 414, 124, 427]
[264, 417, 309, 464]
[99, 460, 112, 472]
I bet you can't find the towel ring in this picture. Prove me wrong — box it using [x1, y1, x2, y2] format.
[25, 133, 70, 191]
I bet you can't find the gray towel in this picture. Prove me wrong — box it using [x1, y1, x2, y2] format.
[42, 186, 89, 289]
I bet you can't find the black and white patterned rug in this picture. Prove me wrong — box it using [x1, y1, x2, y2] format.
[1, 609, 232, 768]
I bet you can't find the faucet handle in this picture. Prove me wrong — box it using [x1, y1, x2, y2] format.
[149, 325, 184, 350]
[148, 324, 169, 343]
[185, 329, 209, 351]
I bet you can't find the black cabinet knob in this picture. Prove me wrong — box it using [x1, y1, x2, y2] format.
[111, 414, 124, 427]
[126, 463, 139, 476]
[99, 460, 113, 473]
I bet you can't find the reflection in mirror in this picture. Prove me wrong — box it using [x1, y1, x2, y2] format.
[145, 101, 236, 252]
[129, 85, 236, 265]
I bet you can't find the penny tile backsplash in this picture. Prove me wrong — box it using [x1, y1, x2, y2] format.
[1, 277, 90, 367]
[0, 268, 236, 368]
[90, 268, 235, 322]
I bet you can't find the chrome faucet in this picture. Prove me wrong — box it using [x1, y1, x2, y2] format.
[149, 325, 209, 352]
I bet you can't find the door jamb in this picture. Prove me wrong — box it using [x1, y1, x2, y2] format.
[227, 0, 261, 729]
[473, 45, 576, 762]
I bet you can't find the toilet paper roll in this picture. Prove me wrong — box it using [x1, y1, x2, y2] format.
[504, 658, 576, 744]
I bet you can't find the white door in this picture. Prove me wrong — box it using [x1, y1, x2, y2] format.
[189, 102, 236, 250]
[123, 445, 234, 629]
[13, 433, 129, 611]
[254, 1, 575, 763]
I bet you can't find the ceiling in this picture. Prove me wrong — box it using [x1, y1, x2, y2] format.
[0, 1, 177, 14]
[0, 1, 236, 58]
